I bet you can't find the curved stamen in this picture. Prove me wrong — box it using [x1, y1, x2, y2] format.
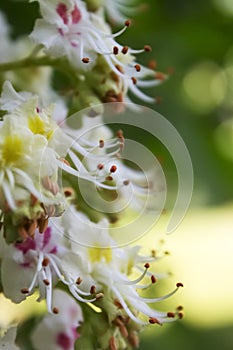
[112, 286, 147, 325]
[117, 264, 149, 285]
[132, 284, 181, 303]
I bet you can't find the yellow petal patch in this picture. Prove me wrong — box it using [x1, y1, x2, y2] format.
[88, 244, 112, 264]
[28, 115, 54, 140]
[2, 135, 23, 165]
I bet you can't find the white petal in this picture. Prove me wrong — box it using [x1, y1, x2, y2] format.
[1, 258, 35, 303]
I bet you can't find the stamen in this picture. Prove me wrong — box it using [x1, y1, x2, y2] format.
[117, 129, 124, 138]
[76, 277, 82, 285]
[112, 286, 147, 325]
[53, 307, 59, 314]
[178, 312, 184, 319]
[123, 180, 130, 186]
[151, 275, 157, 284]
[114, 299, 123, 309]
[155, 72, 166, 80]
[38, 217, 48, 234]
[131, 77, 137, 85]
[43, 279, 50, 286]
[97, 164, 104, 170]
[96, 292, 104, 300]
[90, 285, 96, 294]
[176, 282, 184, 288]
[109, 337, 117, 350]
[21, 288, 29, 294]
[99, 140, 105, 148]
[110, 165, 117, 173]
[114, 317, 128, 338]
[59, 158, 70, 166]
[106, 175, 113, 181]
[144, 45, 152, 52]
[128, 331, 139, 348]
[133, 283, 182, 303]
[149, 317, 161, 325]
[82, 57, 90, 63]
[27, 220, 37, 237]
[135, 64, 141, 72]
[42, 257, 50, 267]
[125, 19, 131, 27]
[148, 60, 157, 70]
[113, 46, 119, 55]
[121, 46, 129, 54]
[115, 64, 125, 74]
[118, 264, 149, 285]
[167, 312, 175, 318]
[64, 187, 74, 197]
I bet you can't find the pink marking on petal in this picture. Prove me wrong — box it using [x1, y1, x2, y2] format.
[49, 246, 58, 254]
[72, 327, 79, 340]
[15, 238, 36, 254]
[42, 227, 52, 249]
[56, 332, 72, 350]
[57, 3, 69, 25]
[71, 41, 78, 47]
[58, 28, 64, 36]
[20, 262, 31, 268]
[71, 5, 81, 24]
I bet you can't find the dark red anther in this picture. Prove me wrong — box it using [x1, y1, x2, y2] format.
[151, 275, 157, 284]
[110, 165, 117, 173]
[21, 288, 29, 294]
[53, 307, 59, 314]
[82, 57, 90, 63]
[113, 46, 119, 55]
[176, 282, 184, 288]
[134, 64, 141, 72]
[76, 277, 82, 285]
[131, 77, 137, 85]
[42, 257, 50, 267]
[149, 317, 161, 325]
[144, 45, 152, 52]
[99, 140, 104, 148]
[155, 72, 165, 80]
[125, 19, 131, 27]
[90, 285, 96, 294]
[97, 163, 104, 170]
[121, 46, 129, 54]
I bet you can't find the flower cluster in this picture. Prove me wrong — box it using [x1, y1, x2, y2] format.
[0, 1, 183, 349]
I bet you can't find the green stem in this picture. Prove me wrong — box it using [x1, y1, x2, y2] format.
[0, 55, 79, 85]
[0, 56, 56, 72]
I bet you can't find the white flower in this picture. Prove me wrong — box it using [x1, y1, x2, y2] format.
[0, 225, 68, 311]
[31, 289, 83, 350]
[0, 81, 71, 156]
[61, 206, 183, 326]
[0, 327, 19, 350]
[0, 218, 98, 310]
[63, 114, 165, 213]
[0, 113, 53, 210]
[30, 0, 165, 104]
[0, 82, 74, 212]
[30, 0, 133, 70]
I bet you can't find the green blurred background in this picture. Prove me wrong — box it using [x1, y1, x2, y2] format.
[0, 0, 233, 349]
